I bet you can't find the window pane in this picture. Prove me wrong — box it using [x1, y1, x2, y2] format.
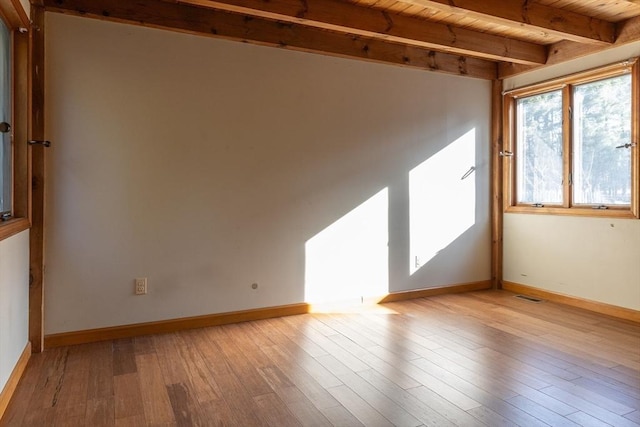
[516, 90, 563, 204]
[0, 18, 10, 215]
[573, 74, 631, 206]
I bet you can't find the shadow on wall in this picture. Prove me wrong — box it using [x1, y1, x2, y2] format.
[304, 128, 479, 307]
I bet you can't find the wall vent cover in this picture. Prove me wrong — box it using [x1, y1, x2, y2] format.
[514, 294, 544, 303]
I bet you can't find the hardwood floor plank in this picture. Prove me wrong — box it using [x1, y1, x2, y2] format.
[550, 377, 637, 415]
[0, 350, 45, 425]
[419, 347, 520, 400]
[326, 333, 421, 389]
[328, 369, 422, 426]
[51, 345, 93, 425]
[357, 368, 458, 427]
[113, 373, 144, 421]
[465, 405, 518, 427]
[52, 403, 85, 426]
[253, 392, 302, 427]
[133, 336, 155, 355]
[389, 358, 482, 411]
[4, 290, 639, 427]
[506, 395, 580, 426]
[270, 385, 333, 426]
[541, 385, 640, 427]
[406, 386, 488, 427]
[267, 317, 330, 358]
[153, 333, 194, 386]
[208, 330, 275, 397]
[135, 353, 175, 425]
[86, 342, 114, 400]
[197, 398, 243, 426]
[85, 397, 115, 426]
[165, 382, 198, 427]
[566, 410, 618, 427]
[326, 384, 394, 427]
[625, 410, 640, 423]
[259, 344, 343, 411]
[113, 339, 137, 376]
[321, 405, 365, 427]
[172, 332, 223, 403]
[114, 414, 147, 427]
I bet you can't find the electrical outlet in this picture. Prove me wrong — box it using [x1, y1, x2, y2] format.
[135, 277, 147, 295]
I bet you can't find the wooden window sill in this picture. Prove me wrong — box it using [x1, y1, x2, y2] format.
[0, 217, 30, 242]
[505, 205, 638, 219]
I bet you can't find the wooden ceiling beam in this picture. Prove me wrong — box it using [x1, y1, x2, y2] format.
[498, 16, 640, 79]
[398, 0, 616, 44]
[42, 0, 498, 79]
[171, 0, 546, 64]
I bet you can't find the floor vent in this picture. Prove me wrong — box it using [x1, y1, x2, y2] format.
[514, 294, 544, 303]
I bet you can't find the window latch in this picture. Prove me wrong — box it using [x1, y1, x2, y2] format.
[532, 203, 544, 207]
[592, 205, 608, 210]
[499, 150, 513, 157]
[615, 142, 637, 149]
[28, 140, 51, 147]
[1, 212, 11, 221]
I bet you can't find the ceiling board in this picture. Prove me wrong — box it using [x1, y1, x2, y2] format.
[42, 0, 640, 79]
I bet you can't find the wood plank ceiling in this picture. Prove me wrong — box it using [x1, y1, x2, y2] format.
[40, 0, 640, 79]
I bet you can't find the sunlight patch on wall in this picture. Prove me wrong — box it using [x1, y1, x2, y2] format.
[409, 129, 477, 275]
[305, 188, 389, 305]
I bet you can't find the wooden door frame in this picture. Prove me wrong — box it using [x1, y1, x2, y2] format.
[29, 4, 46, 353]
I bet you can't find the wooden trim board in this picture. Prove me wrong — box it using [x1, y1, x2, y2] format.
[44, 303, 312, 348]
[378, 281, 492, 303]
[490, 79, 503, 290]
[0, 342, 31, 421]
[503, 281, 640, 323]
[44, 281, 493, 348]
[29, 5, 46, 354]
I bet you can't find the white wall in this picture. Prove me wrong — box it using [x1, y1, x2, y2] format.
[44, 13, 491, 334]
[503, 42, 640, 311]
[0, 230, 29, 393]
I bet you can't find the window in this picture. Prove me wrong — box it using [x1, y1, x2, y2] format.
[0, 7, 29, 242]
[503, 60, 639, 218]
[0, 17, 10, 220]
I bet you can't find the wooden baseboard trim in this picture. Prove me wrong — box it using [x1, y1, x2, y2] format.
[378, 280, 492, 303]
[44, 303, 311, 348]
[0, 342, 31, 421]
[503, 281, 640, 323]
[44, 281, 494, 348]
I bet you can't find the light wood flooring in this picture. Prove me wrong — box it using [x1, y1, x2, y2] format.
[2, 290, 640, 426]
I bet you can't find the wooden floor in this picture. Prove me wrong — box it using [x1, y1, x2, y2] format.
[2, 290, 640, 426]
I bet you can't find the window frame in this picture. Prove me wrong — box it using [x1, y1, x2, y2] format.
[503, 59, 640, 219]
[0, 5, 30, 242]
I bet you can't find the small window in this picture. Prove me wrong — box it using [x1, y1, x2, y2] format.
[503, 60, 639, 218]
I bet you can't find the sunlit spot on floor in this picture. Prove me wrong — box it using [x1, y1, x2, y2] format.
[308, 299, 399, 314]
